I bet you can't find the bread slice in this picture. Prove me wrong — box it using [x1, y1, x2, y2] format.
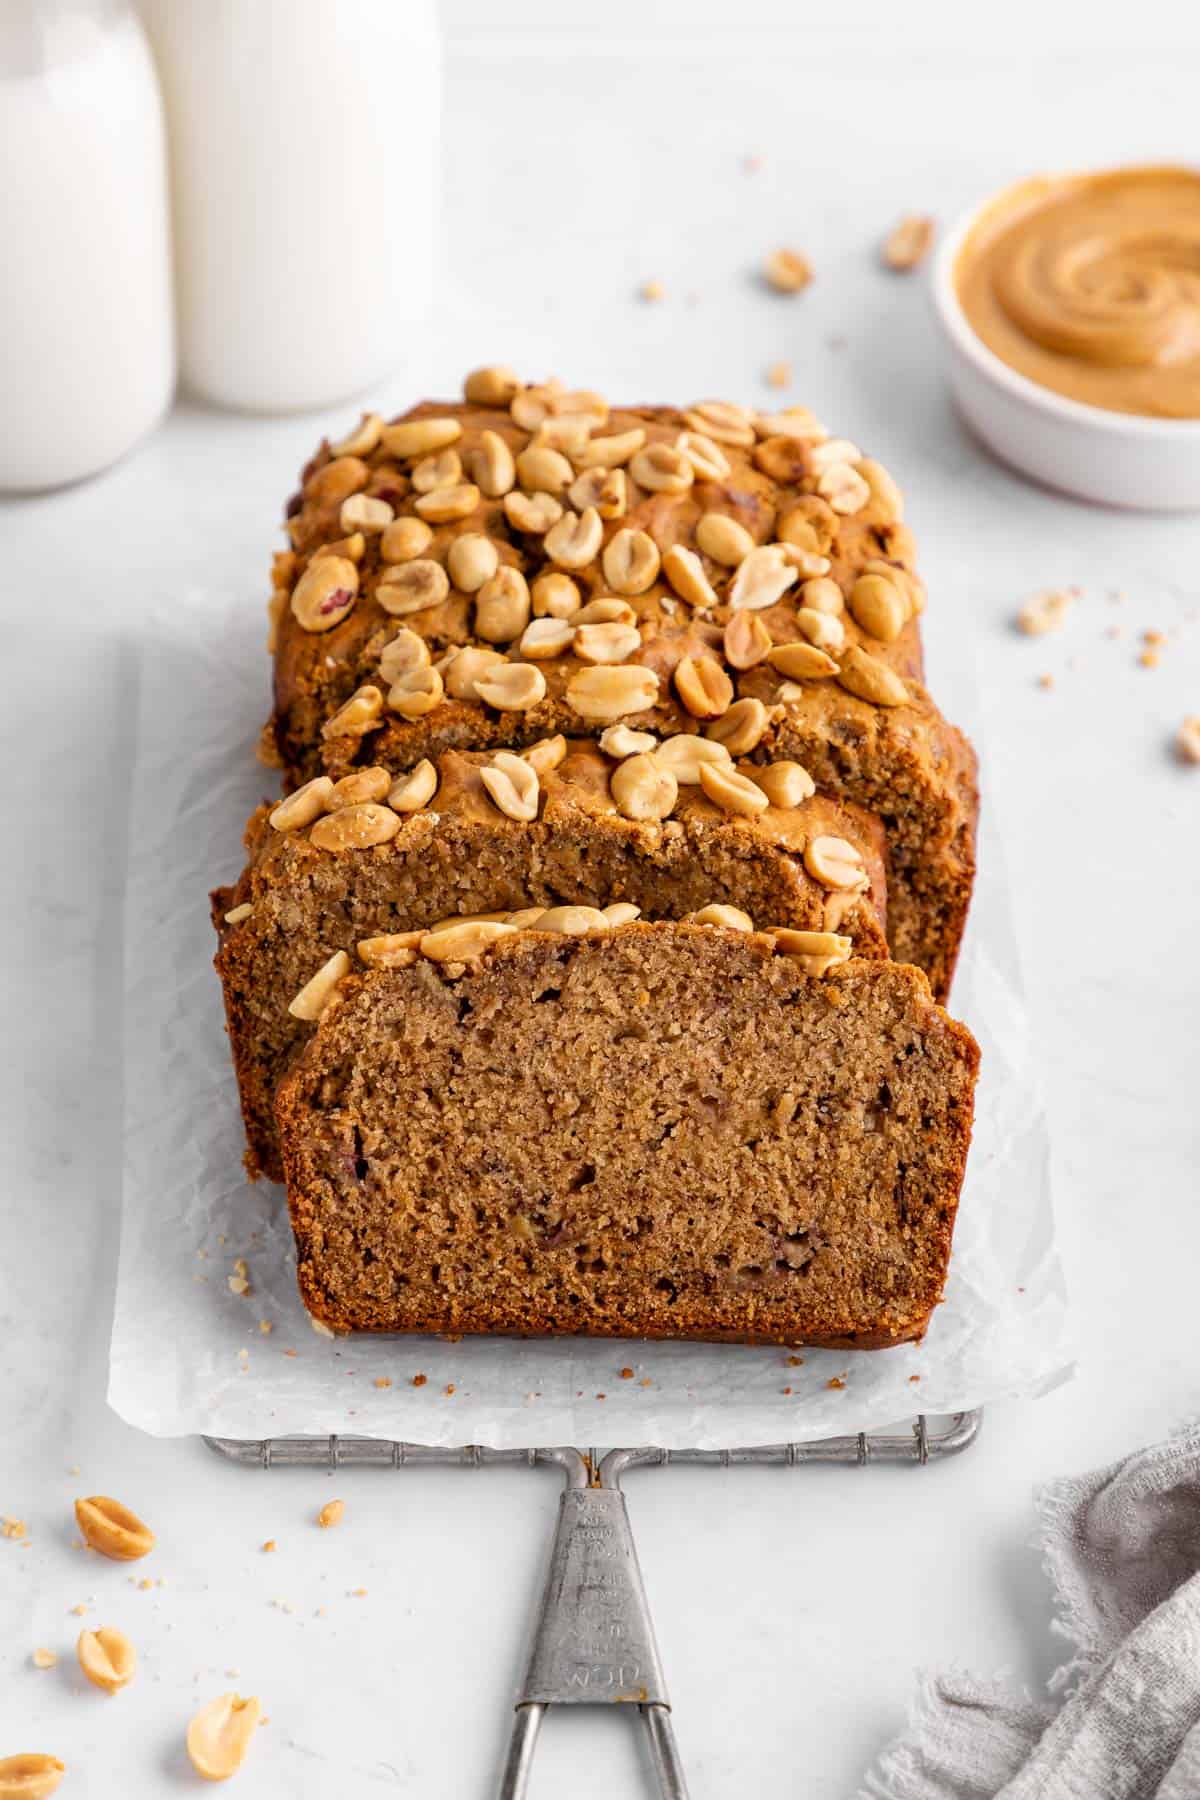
[268, 391, 977, 999]
[213, 745, 889, 1181]
[276, 920, 980, 1347]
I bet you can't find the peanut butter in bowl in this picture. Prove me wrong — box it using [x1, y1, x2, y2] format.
[955, 164, 1200, 419]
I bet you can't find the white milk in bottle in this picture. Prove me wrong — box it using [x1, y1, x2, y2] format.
[0, 0, 175, 490]
[137, 0, 441, 413]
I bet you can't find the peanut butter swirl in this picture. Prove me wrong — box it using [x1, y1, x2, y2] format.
[956, 165, 1200, 418]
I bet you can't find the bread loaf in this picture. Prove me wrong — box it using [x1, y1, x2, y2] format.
[276, 918, 980, 1346]
[267, 382, 977, 999]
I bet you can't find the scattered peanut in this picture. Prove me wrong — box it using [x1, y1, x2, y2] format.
[882, 214, 935, 272]
[77, 1627, 136, 1696]
[186, 1692, 263, 1783]
[0, 1756, 65, 1800]
[764, 248, 813, 294]
[74, 1497, 155, 1562]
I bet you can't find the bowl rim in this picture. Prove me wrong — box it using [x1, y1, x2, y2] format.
[931, 169, 1200, 441]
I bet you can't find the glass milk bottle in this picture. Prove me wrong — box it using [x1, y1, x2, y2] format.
[0, 0, 175, 490]
[137, 0, 441, 414]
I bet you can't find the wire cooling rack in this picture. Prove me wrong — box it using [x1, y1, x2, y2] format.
[206, 1407, 981, 1797]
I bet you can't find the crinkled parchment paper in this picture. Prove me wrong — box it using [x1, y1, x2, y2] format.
[109, 594, 1071, 1447]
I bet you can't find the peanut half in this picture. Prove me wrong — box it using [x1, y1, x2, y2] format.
[288, 950, 351, 1020]
[77, 1627, 136, 1696]
[698, 761, 771, 818]
[74, 1496, 155, 1562]
[0, 1756, 66, 1800]
[610, 753, 678, 822]
[186, 1693, 263, 1783]
[566, 665, 659, 722]
[481, 752, 540, 822]
[804, 834, 868, 892]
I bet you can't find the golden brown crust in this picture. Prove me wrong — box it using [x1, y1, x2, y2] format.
[213, 744, 890, 1182]
[267, 394, 977, 998]
[276, 924, 980, 1347]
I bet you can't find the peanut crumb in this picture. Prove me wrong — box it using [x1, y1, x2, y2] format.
[782, 1386, 793, 1395]
[138, 1578, 153, 1590]
[283, 1349, 298, 1358]
[765, 360, 792, 390]
[1037, 673, 1055, 691]
[639, 279, 665, 303]
[373, 1377, 392, 1390]
[639, 1378, 652, 1388]
[1144, 629, 1167, 647]
[619, 1367, 634, 1380]
[444, 1383, 456, 1396]
[262, 1540, 277, 1553]
[826, 1376, 847, 1391]
[351, 1588, 368, 1598]
[32, 1647, 57, 1669]
[317, 1500, 345, 1530]
[70, 1603, 87, 1615]
[909, 1374, 922, 1383]
[2, 1516, 27, 1540]
[412, 1373, 427, 1387]
[1017, 587, 1077, 636]
[228, 1275, 250, 1296]
[259, 1320, 273, 1335]
[1139, 649, 1160, 669]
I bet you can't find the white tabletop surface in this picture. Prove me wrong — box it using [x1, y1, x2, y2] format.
[4, 5, 1200, 1794]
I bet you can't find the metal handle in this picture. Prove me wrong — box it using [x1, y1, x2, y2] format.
[499, 1451, 690, 1799]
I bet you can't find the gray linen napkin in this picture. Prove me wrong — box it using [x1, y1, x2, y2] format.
[860, 1425, 1200, 1799]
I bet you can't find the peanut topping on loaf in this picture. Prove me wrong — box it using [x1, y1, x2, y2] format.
[266, 372, 976, 1000]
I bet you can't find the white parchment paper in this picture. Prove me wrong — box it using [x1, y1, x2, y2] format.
[109, 593, 1071, 1446]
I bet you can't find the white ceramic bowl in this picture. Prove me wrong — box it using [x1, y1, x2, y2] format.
[931, 178, 1200, 511]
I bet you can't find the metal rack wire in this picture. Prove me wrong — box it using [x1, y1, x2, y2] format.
[206, 1408, 980, 1795]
